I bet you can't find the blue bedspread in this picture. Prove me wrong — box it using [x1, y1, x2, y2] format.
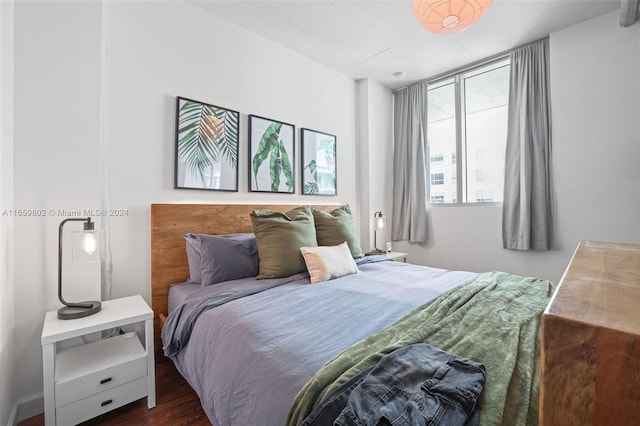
[162, 259, 476, 426]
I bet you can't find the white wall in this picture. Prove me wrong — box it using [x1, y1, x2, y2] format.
[550, 10, 640, 256]
[393, 10, 640, 283]
[356, 79, 394, 252]
[12, 0, 356, 415]
[0, 1, 16, 424]
[13, 1, 102, 416]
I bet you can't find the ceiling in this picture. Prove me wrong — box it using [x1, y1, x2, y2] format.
[190, 0, 620, 89]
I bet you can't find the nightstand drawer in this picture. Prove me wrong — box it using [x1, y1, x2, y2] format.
[55, 355, 146, 407]
[55, 334, 147, 407]
[56, 376, 148, 425]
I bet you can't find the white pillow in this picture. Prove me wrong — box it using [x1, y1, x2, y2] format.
[300, 242, 359, 284]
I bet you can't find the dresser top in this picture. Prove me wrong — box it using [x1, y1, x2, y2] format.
[545, 240, 640, 336]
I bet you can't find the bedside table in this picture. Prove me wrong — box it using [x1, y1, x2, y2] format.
[385, 251, 407, 262]
[41, 295, 156, 425]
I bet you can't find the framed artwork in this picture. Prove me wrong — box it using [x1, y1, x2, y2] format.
[249, 115, 295, 193]
[175, 96, 239, 191]
[301, 128, 337, 196]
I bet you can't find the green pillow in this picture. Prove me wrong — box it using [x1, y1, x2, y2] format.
[250, 206, 318, 279]
[312, 205, 364, 258]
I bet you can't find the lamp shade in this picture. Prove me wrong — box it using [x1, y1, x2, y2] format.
[71, 228, 103, 262]
[413, 0, 492, 34]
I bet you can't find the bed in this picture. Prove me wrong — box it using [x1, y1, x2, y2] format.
[151, 204, 638, 426]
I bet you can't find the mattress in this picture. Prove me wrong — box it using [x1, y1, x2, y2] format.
[167, 282, 201, 314]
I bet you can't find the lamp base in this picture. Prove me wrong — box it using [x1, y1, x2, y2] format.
[57, 301, 101, 320]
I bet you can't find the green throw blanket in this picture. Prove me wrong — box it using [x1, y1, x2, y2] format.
[287, 271, 554, 426]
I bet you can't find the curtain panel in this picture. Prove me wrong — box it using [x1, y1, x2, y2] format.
[502, 39, 556, 250]
[392, 83, 428, 243]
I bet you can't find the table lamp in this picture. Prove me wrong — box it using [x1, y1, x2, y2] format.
[371, 211, 387, 254]
[57, 217, 102, 319]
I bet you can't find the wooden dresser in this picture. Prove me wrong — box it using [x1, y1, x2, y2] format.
[540, 240, 640, 425]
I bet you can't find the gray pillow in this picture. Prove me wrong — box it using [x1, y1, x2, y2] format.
[185, 233, 203, 284]
[184, 233, 259, 287]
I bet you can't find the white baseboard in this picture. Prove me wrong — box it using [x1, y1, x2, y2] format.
[6, 402, 17, 426]
[15, 392, 43, 423]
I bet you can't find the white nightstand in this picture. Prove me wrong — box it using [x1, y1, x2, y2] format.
[385, 251, 408, 262]
[41, 295, 156, 426]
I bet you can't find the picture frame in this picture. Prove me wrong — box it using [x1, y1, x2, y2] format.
[175, 96, 239, 191]
[301, 128, 337, 196]
[249, 115, 295, 193]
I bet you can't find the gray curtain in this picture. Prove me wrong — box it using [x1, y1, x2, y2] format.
[502, 39, 555, 250]
[392, 83, 428, 243]
[620, 0, 639, 27]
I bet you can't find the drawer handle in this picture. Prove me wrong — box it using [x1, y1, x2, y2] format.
[100, 377, 112, 384]
[101, 399, 113, 407]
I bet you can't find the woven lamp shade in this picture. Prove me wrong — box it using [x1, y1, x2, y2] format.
[413, 0, 492, 34]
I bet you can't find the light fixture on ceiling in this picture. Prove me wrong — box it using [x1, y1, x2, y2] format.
[393, 71, 406, 79]
[413, 0, 493, 34]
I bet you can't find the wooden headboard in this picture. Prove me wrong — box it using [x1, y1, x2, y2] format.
[150, 203, 340, 344]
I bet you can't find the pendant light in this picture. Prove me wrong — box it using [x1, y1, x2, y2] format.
[413, 0, 493, 34]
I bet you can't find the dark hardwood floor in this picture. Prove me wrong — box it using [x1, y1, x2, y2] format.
[20, 352, 211, 425]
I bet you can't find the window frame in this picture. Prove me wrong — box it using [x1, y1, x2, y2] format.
[426, 57, 510, 207]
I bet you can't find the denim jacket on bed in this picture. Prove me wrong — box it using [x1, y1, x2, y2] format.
[301, 343, 486, 426]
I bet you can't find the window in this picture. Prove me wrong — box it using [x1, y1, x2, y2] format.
[475, 169, 490, 183]
[427, 59, 510, 204]
[476, 191, 493, 202]
[430, 173, 444, 185]
[430, 194, 445, 203]
[430, 154, 444, 163]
